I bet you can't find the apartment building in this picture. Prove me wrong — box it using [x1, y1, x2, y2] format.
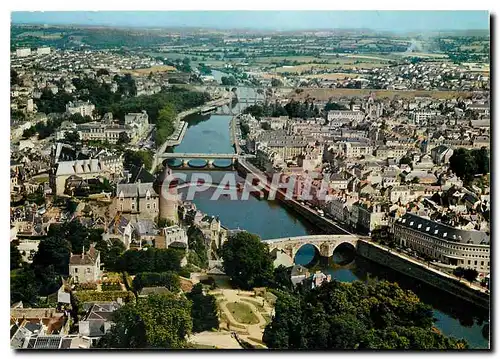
[394, 212, 490, 274]
[327, 110, 365, 127]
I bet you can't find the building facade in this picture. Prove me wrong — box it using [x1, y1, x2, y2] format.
[394, 213, 490, 274]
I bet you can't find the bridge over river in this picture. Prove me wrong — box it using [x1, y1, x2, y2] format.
[266, 234, 369, 262]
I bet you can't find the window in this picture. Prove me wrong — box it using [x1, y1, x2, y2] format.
[74, 268, 78, 273]
[474, 261, 477, 266]
[86, 268, 91, 273]
[481, 261, 484, 266]
[147, 203, 151, 209]
[468, 260, 471, 265]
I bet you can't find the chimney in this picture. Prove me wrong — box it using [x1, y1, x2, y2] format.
[82, 246, 85, 258]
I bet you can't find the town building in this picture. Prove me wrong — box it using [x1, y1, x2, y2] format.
[65, 100, 96, 118]
[69, 245, 102, 284]
[394, 213, 490, 274]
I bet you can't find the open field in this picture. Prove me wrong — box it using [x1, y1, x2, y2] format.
[395, 51, 449, 59]
[290, 88, 480, 101]
[226, 302, 259, 325]
[17, 31, 63, 39]
[304, 72, 365, 80]
[122, 65, 177, 76]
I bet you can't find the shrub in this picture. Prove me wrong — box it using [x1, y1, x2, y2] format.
[75, 282, 98, 291]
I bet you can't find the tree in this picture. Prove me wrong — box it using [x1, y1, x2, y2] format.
[187, 226, 208, 269]
[272, 265, 293, 291]
[155, 103, 177, 146]
[117, 131, 130, 146]
[324, 101, 348, 111]
[463, 268, 478, 283]
[411, 177, 420, 184]
[11, 69, 20, 85]
[68, 113, 88, 124]
[271, 78, 283, 87]
[116, 248, 184, 274]
[261, 122, 271, 130]
[263, 280, 468, 350]
[32, 236, 71, 275]
[187, 283, 219, 332]
[47, 221, 96, 255]
[11, 242, 23, 270]
[449, 147, 490, 184]
[221, 231, 274, 290]
[97, 68, 110, 76]
[63, 131, 80, 145]
[95, 237, 126, 272]
[11, 268, 39, 306]
[124, 150, 153, 171]
[98, 293, 192, 348]
[453, 266, 465, 280]
[221, 76, 237, 86]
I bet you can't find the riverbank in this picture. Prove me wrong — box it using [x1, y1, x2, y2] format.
[169, 108, 488, 347]
[151, 95, 234, 172]
[236, 159, 351, 235]
[357, 240, 490, 310]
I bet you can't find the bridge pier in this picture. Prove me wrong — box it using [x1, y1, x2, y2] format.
[182, 159, 189, 168]
[266, 235, 360, 267]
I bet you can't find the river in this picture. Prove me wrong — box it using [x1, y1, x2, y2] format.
[166, 90, 489, 349]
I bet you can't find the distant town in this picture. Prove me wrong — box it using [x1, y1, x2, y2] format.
[10, 16, 490, 351]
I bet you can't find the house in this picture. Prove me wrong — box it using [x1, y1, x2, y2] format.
[78, 301, 122, 344]
[128, 219, 160, 248]
[156, 225, 188, 249]
[290, 265, 309, 287]
[10, 306, 72, 349]
[69, 245, 101, 284]
[431, 145, 454, 165]
[102, 213, 132, 249]
[111, 183, 159, 220]
[310, 271, 332, 289]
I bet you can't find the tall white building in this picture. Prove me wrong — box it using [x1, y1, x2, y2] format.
[16, 48, 31, 57]
[37, 47, 51, 56]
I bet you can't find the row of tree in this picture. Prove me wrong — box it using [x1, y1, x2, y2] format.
[263, 280, 469, 349]
[243, 99, 320, 120]
[97, 281, 219, 348]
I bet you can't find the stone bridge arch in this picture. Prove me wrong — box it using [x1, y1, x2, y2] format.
[266, 235, 360, 265]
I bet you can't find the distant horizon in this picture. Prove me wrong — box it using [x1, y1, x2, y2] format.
[11, 11, 490, 32]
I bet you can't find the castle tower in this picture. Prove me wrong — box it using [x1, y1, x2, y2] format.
[154, 164, 179, 224]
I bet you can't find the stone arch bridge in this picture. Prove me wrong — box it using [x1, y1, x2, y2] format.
[265, 234, 361, 261]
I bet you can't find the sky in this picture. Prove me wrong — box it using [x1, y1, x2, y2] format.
[11, 11, 489, 32]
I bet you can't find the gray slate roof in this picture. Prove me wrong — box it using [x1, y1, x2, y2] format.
[396, 212, 489, 245]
